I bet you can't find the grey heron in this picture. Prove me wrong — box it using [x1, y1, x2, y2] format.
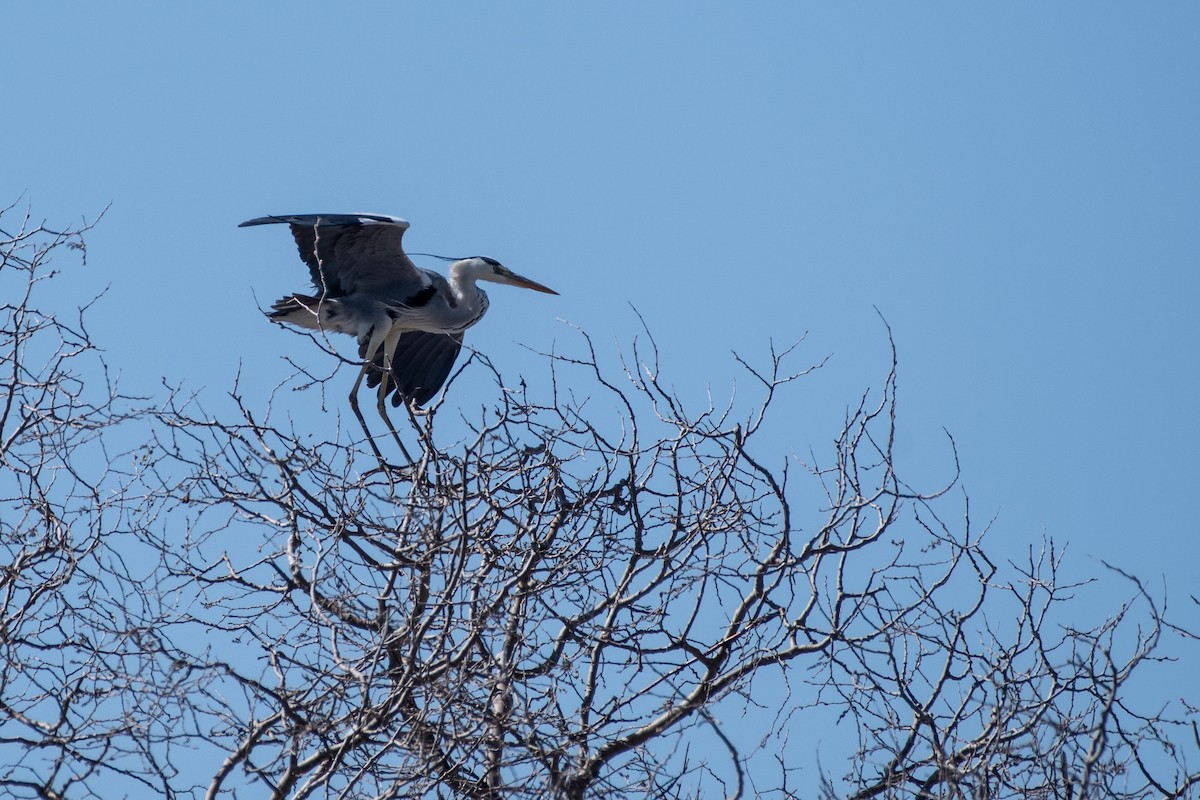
[240, 213, 557, 458]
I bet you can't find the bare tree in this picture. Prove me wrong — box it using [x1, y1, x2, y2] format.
[137, 327, 1200, 798]
[0, 202, 187, 798]
[3, 202, 1198, 799]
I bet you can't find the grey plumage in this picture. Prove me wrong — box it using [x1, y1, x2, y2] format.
[366, 330, 463, 407]
[241, 213, 556, 409]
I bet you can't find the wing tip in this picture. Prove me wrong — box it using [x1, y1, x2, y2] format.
[238, 213, 410, 229]
[238, 215, 285, 228]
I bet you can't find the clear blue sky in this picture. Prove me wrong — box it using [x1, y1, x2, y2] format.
[7, 0, 1199, 778]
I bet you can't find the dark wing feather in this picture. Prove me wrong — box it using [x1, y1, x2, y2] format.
[365, 331, 464, 407]
[239, 213, 424, 298]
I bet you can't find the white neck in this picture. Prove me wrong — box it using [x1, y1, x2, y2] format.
[444, 260, 491, 331]
[448, 259, 493, 301]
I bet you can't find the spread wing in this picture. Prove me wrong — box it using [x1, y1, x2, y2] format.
[239, 213, 425, 298]
[365, 331, 464, 407]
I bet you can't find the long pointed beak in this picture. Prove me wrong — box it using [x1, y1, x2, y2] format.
[507, 273, 559, 295]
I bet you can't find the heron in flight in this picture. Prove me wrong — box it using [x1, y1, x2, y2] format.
[240, 213, 557, 459]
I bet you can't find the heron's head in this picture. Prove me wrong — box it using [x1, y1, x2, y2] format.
[457, 256, 558, 295]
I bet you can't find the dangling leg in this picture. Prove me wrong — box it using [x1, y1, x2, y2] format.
[374, 329, 414, 464]
[348, 359, 394, 476]
[347, 326, 395, 476]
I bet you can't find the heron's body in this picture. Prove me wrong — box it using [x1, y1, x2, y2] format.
[240, 213, 556, 453]
[271, 261, 491, 340]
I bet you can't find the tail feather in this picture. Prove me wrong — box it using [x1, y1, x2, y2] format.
[267, 294, 356, 336]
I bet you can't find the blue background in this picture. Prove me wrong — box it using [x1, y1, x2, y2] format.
[5, 1, 1198, 785]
